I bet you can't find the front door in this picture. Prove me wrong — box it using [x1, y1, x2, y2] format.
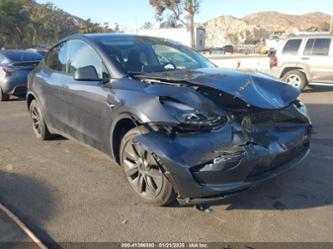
[58, 39, 111, 150]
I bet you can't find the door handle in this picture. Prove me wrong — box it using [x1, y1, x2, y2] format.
[106, 102, 116, 109]
[106, 94, 121, 109]
[301, 57, 310, 60]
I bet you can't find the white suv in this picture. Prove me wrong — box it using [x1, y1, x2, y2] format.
[270, 34, 333, 90]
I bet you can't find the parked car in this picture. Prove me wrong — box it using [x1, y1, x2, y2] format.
[27, 48, 49, 57]
[270, 34, 333, 90]
[27, 34, 312, 206]
[201, 45, 235, 55]
[222, 45, 235, 54]
[0, 50, 43, 101]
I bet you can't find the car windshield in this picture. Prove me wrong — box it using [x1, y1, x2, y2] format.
[96, 36, 215, 75]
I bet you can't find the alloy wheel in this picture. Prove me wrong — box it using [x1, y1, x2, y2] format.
[31, 105, 42, 136]
[123, 140, 164, 199]
[286, 74, 302, 89]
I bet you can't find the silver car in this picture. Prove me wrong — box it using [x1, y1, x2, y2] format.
[270, 34, 333, 90]
[0, 50, 42, 101]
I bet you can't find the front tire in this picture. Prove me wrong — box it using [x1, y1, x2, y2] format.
[29, 100, 51, 140]
[0, 88, 10, 101]
[120, 127, 176, 206]
[282, 70, 307, 91]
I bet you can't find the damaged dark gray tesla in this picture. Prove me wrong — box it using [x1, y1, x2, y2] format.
[27, 34, 312, 206]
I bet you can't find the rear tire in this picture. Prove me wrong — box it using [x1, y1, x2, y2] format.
[29, 100, 52, 140]
[282, 70, 307, 91]
[120, 126, 176, 206]
[0, 88, 10, 101]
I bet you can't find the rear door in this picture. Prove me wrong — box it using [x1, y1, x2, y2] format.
[302, 38, 333, 83]
[35, 42, 69, 129]
[279, 38, 303, 66]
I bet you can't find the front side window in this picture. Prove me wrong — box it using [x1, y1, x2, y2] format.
[282, 39, 302, 55]
[67, 40, 107, 79]
[304, 38, 331, 56]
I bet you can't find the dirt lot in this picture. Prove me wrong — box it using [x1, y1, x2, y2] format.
[0, 87, 333, 243]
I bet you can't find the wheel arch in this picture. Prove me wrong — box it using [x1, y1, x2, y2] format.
[110, 113, 142, 164]
[26, 91, 38, 110]
[280, 66, 310, 82]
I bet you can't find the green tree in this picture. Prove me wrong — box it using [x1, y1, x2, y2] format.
[79, 19, 117, 34]
[0, 0, 117, 48]
[113, 22, 120, 32]
[142, 21, 153, 29]
[149, 0, 200, 48]
[159, 16, 184, 28]
[29, 2, 80, 46]
[0, 0, 31, 48]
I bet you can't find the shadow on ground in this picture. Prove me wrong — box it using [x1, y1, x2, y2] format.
[304, 85, 333, 93]
[6, 96, 26, 102]
[0, 171, 61, 248]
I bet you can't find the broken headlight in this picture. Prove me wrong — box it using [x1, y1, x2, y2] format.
[295, 100, 311, 123]
[160, 98, 226, 130]
[273, 100, 311, 125]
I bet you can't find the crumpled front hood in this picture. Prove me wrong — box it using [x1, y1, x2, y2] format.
[140, 68, 300, 110]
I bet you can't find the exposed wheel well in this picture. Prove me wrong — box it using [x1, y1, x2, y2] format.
[281, 67, 308, 80]
[27, 94, 36, 110]
[112, 118, 137, 164]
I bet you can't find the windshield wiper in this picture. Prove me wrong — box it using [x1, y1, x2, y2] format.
[128, 72, 146, 77]
[134, 75, 194, 88]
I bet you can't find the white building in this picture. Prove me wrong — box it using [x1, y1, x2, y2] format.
[126, 27, 206, 50]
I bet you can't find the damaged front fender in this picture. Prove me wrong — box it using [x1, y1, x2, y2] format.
[131, 114, 311, 200]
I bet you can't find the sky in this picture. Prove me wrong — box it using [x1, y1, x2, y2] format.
[37, 0, 333, 30]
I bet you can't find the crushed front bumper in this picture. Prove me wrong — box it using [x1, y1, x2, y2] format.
[134, 122, 312, 202]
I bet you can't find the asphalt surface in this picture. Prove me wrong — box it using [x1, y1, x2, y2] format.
[0, 87, 333, 243]
[0, 211, 31, 243]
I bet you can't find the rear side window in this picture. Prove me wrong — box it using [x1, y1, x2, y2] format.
[44, 42, 68, 72]
[304, 38, 331, 56]
[282, 39, 302, 55]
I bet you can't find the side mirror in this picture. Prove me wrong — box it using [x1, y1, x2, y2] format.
[74, 66, 99, 81]
[102, 72, 111, 83]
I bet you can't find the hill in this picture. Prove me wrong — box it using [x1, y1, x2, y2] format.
[0, 0, 115, 49]
[202, 11, 331, 47]
[243, 11, 330, 32]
